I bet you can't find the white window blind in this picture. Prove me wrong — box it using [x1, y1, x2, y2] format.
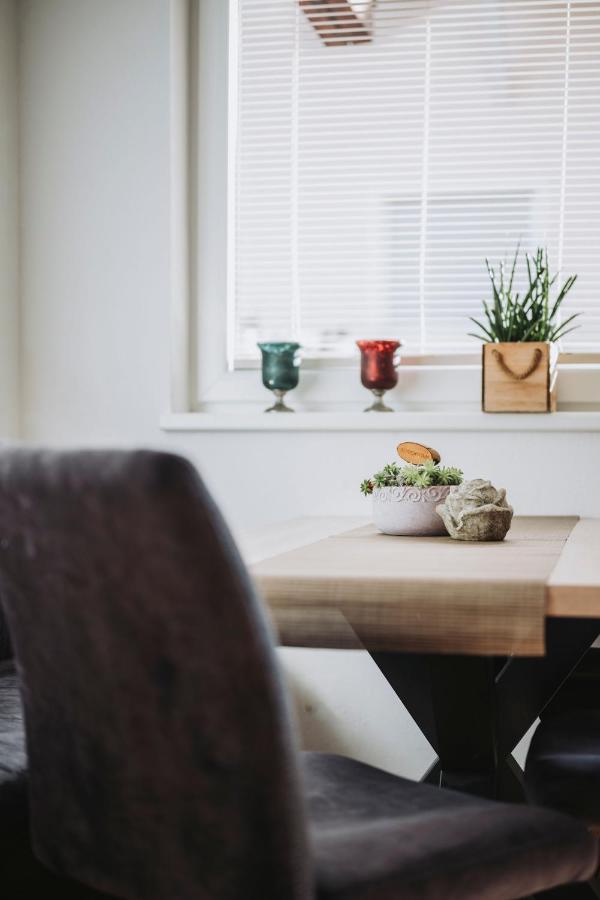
[230, 0, 600, 362]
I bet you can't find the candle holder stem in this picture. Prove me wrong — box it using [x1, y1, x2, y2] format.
[365, 389, 394, 413]
[265, 389, 294, 413]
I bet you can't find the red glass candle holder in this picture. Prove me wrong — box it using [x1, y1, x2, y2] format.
[356, 340, 401, 412]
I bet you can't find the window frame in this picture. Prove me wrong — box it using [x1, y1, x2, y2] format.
[168, 0, 600, 416]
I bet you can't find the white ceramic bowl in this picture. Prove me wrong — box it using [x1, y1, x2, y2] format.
[372, 485, 453, 536]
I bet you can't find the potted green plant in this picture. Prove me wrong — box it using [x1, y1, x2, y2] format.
[470, 247, 578, 413]
[360, 461, 463, 536]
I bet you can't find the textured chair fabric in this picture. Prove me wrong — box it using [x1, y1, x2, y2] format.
[2, 810, 114, 899]
[305, 753, 599, 900]
[526, 709, 600, 824]
[0, 449, 310, 900]
[0, 448, 597, 900]
[0, 661, 27, 833]
[0, 664, 110, 895]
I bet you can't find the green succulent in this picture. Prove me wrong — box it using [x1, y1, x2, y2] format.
[438, 466, 463, 485]
[360, 461, 463, 494]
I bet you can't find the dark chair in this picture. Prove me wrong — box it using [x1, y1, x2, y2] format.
[526, 708, 600, 830]
[525, 648, 600, 836]
[0, 660, 27, 829]
[0, 449, 597, 899]
[0, 605, 28, 843]
[0, 603, 108, 895]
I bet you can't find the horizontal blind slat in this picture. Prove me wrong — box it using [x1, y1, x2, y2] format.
[231, 0, 600, 357]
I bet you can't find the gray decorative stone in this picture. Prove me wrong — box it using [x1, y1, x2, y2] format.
[436, 479, 513, 542]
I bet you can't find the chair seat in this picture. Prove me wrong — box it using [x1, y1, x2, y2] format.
[0, 662, 27, 831]
[303, 752, 599, 900]
[2, 676, 598, 899]
[526, 709, 600, 823]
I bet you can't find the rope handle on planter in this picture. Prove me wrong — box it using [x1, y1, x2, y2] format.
[491, 347, 543, 381]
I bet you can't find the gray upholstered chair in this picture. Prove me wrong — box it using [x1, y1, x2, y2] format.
[526, 649, 600, 834]
[526, 708, 600, 832]
[0, 660, 27, 830]
[0, 599, 27, 852]
[0, 449, 597, 899]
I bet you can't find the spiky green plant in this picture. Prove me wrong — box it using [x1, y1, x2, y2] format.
[469, 246, 579, 344]
[360, 461, 463, 495]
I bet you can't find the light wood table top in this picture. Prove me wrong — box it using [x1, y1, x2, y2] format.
[243, 516, 600, 658]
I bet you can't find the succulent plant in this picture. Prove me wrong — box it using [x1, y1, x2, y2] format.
[360, 461, 463, 495]
[469, 246, 578, 344]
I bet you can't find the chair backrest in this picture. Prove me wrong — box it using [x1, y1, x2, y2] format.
[0, 449, 311, 900]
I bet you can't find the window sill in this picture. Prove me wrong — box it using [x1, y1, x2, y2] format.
[160, 406, 600, 433]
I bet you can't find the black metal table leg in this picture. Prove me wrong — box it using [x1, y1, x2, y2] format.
[371, 617, 600, 803]
[372, 651, 506, 798]
[427, 654, 499, 797]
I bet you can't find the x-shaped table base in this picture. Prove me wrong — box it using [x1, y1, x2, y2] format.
[371, 617, 600, 899]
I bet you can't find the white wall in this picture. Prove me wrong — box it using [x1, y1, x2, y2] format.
[19, 0, 172, 445]
[18, 0, 600, 529]
[0, 0, 20, 436]
[17, 0, 599, 777]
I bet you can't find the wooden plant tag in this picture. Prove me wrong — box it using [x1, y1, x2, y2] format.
[397, 441, 441, 465]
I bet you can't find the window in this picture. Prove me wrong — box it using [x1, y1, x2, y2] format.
[229, 0, 600, 365]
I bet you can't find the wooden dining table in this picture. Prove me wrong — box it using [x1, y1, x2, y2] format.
[242, 515, 600, 802]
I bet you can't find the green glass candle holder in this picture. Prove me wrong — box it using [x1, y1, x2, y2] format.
[258, 342, 302, 412]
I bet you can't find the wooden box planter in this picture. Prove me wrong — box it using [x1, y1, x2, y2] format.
[482, 341, 558, 413]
